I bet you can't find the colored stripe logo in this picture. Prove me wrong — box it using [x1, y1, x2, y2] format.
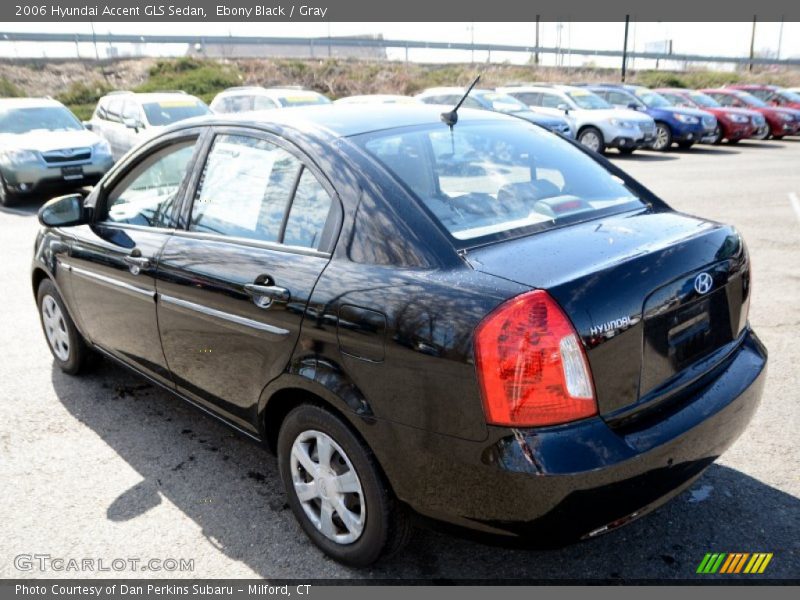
[697, 553, 773, 574]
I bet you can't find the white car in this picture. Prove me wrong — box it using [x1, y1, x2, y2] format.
[497, 84, 657, 154]
[88, 91, 210, 160]
[209, 87, 331, 114]
[334, 95, 419, 105]
[0, 98, 114, 206]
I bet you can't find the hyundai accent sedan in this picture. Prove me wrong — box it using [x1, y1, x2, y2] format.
[33, 105, 766, 566]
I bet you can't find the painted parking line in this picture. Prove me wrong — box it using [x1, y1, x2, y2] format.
[790, 192, 800, 225]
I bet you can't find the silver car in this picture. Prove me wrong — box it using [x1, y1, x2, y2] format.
[209, 87, 331, 114]
[498, 84, 656, 154]
[89, 91, 210, 160]
[0, 98, 114, 207]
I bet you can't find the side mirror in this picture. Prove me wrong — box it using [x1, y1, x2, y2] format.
[627, 102, 640, 111]
[123, 117, 142, 132]
[82, 121, 93, 131]
[38, 194, 90, 228]
[557, 103, 570, 114]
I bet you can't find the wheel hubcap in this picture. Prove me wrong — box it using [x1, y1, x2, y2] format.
[290, 430, 365, 544]
[42, 295, 70, 361]
[581, 131, 600, 151]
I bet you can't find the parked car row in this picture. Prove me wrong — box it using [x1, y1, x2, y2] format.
[1, 81, 798, 207]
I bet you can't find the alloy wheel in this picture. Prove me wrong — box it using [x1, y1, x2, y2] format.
[290, 429, 365, 544]
[652, 125, 671, 150]
[42, 295, 70, 361]
[579, 131, 601, 152]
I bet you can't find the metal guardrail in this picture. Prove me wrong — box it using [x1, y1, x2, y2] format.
[1, 31, 799, 66]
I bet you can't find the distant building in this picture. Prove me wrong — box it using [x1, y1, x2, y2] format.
[187, 35, 386, 60]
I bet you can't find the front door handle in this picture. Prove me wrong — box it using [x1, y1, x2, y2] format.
[244, 283, 291, 308]
[123, 253, 152, 275]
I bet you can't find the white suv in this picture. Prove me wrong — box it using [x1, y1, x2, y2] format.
[88, 91, 210, 160]
[209, 87, 331, 114]
[497, 84, 657, 154]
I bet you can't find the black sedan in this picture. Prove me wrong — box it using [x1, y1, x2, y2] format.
[32, 105, 766, 566]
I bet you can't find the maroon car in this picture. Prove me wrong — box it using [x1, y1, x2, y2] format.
[701, 88, 800, 140]
[656, 88, 757, 144]
[728, 84, 800, 110]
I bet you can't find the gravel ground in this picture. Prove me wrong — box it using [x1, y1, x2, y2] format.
[0, 139, 798, 581]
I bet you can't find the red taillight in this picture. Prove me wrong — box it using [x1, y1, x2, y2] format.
[474, 290, 597, 427]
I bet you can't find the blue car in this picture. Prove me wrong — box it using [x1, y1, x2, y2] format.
[416, 87, 574, 138]
[586, 85, 717, 151]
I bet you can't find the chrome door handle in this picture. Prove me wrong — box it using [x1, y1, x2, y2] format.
[123, 254, 151, 274]
[244, 283, 291, 308]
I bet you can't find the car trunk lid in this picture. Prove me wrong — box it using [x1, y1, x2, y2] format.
[465, 208, 750, 420]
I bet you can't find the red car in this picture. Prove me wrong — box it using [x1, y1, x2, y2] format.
[656, 88, 758, 144]
[728, 84, 800, 110]
[701, 88, 800, 140]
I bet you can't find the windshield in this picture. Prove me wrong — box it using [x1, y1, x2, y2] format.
[634, 89, 672, 108]
[356, 121, 643, 244]
[566, 90, 611, 110]
[475, 92, 530, 113]
[276, 94, 331, 108]
[0, 106, 83, 134]
[734, 91, 767, 107]
[688, 92, 720, 108]
[142, 99, 210, 126]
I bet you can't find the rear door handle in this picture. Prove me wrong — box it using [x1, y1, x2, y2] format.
[244, 283, 291, 308]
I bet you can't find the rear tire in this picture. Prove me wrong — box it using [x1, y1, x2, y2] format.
[577, 127, 605, 154]
[772, 135, 784, 140]
[727, 138, 740, 144]
[278, 404, 411, 566]
[37, 278, 90, 375]
[677, 141, 694, 150]
[617, 147, 636, 155]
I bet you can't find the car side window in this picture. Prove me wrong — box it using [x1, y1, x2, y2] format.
[607, 91, 631, 106]
[540, 93, 563, 108]
[514, 92, 540, 106]
[122, 101, 140, 123]
[189, 134, 302, 243]
[106, 98, 123, 123]
[253, 96, 278, 110]
[282, 169, 334, 249]
[105, 139, 197, 227]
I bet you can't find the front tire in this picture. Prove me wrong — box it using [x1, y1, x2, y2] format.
[0, 173, 17, 207]
[618, 147, 636, 155]
[651, 123, 673, 151]
[278, 404, 411, 566]
[37, 278, 90, 375]
[711, 125, 724, 145]
[577, 127, 605, 154]
[752, 126, 770, 141]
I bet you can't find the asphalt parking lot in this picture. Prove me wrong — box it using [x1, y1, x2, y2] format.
[1, 139, 798, 581]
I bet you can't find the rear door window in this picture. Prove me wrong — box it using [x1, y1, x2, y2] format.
[190, 134, 301, 242]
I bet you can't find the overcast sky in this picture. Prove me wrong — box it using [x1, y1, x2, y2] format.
[1, 22, 798, 67]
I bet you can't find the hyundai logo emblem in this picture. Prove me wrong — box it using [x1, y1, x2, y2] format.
[694, 272, 713, 295]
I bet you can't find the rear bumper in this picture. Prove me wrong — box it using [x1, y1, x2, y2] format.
[375, 329, 767, 546]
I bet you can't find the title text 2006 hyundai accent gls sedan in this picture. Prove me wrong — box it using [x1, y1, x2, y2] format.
[32, 105, 767, 566]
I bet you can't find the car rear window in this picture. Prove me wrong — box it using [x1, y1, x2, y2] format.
[355, 121, 644, 243]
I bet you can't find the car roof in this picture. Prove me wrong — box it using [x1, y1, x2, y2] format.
[102, 92, 203, 103]
[499, 84, 579, 93]
[0, 97, 65, 109]
[416, 87, 496, 97]
[169, 103, 519, 138]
